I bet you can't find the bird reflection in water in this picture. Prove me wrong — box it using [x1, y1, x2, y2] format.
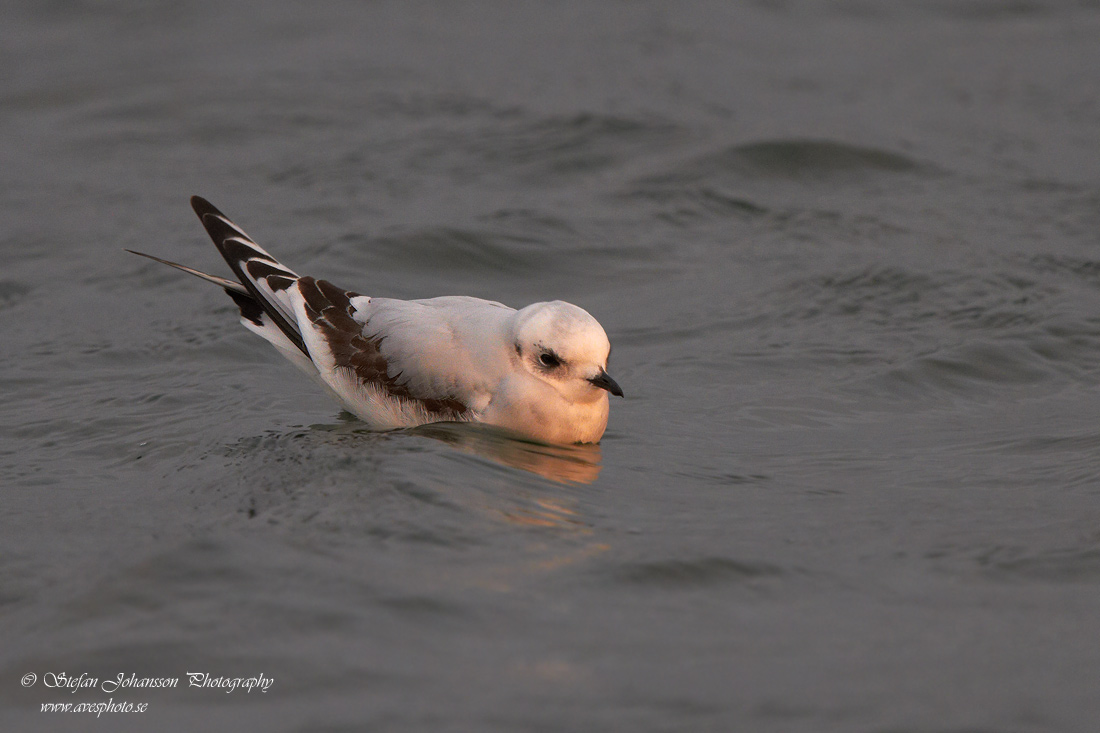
[409, 422, 602, 485]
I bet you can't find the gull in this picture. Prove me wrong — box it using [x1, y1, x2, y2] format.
[129, 197, 622, 445]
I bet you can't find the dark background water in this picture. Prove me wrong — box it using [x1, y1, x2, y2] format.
[4, 1, 1100, 731]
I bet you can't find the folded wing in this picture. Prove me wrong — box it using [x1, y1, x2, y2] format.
[291, 276, 472, 427]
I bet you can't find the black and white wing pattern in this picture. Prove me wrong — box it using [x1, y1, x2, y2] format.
[189, 196, 308, 357]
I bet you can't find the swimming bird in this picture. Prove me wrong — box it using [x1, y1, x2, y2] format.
[129, 197, 622, 445]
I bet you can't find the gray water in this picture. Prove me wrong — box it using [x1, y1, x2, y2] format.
[4, 1, 1100, 731]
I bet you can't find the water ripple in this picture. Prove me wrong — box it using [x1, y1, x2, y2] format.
[613, 557, 788, 589]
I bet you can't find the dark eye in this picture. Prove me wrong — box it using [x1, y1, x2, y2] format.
[539, 352, 561, 368]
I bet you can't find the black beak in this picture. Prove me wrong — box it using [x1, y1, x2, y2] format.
[588, 369, 624, 397]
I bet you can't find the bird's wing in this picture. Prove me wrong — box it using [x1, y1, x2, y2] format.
[288, 280, 505, 427]
[189, 195, 307, 355]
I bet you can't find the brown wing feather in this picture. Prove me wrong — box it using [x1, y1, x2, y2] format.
[296, 277, 469, 419]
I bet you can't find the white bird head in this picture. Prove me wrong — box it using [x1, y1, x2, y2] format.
[511, 301, 623, 403]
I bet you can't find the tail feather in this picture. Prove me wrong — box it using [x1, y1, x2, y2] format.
[125, 249, 249, 295]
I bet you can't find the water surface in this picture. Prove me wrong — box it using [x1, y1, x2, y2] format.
[3, 1, 1100, 731]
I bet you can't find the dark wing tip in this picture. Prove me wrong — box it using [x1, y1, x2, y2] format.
[190, 195, 225, 221]
[189, 199, 266, 258]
